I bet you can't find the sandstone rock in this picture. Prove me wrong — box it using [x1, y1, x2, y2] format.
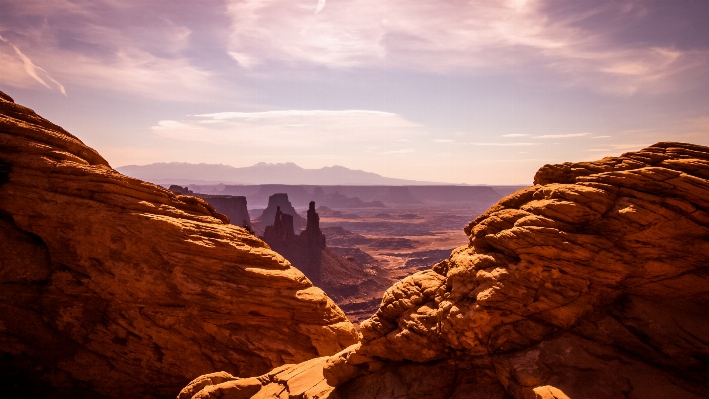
[0, 90, 358, 399]
[261, 202, 391, 315]
[169, 184, 194, 195]
[188, 142, 709, 398]
[302, 201, 326, 248]
[198, 194, 254, 231]
[254, 193, 306, 232]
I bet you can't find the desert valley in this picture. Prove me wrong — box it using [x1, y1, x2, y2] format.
[158, 184, 525, 323]
[2, 1, 709, 398]
[2, 91, 709, 399]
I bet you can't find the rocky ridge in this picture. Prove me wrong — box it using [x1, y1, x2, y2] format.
[0, 91, 358, 399]
[183, 142, 709, 399]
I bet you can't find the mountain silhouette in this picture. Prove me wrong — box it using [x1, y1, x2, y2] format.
[116, 162, 445, 185]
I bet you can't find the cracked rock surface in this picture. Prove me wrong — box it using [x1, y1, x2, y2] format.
[0, 91, 358, 399]
[184, 142, 709, 398]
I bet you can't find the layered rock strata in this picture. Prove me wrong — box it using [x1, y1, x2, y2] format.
[254, 193, 306, 232]
[199, 194, 254, 231]
[0, 91, 358, 399]
[184, 142, 709, 399]
[168, 186, 254, 232]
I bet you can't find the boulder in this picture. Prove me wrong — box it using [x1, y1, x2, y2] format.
[0, 91, 358, 399]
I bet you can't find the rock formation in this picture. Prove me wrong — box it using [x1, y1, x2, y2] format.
[169, 185, 256, 234]
[313, 187, 387, 208]
[183, 142, 709, 399]
[169, 184, 193, 195]
[198, 194, 254, 232]
[0, 90, 358, 399]
[253, 193, 306, 232]
[261, 202, 390, 317]
[303, 201, 327, 248]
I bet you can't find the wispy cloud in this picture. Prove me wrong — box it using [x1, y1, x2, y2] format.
[433, 139, 453, 143]
[0, 35, 66, 95]
[152, 109, 421, 146]
[0, 3, 214, 100]
[315, 0, 327, 14]
[502, 134, 530, 137]
[533, 133, 591, 139]
[195, 110, 398, 120]
[464, 142, 536, 146]
[224, 0, 707, 95]
[379, 148, 414, 155]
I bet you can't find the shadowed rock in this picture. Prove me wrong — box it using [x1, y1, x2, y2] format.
[198, 194, 253, 231]
[261, 202, 390, 308]
[0, 90, 358, 399]
[254, 193, 306, 232]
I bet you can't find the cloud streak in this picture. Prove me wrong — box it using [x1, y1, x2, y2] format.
[533, 133, 591, 139]
[0, 35, 66, 95]
[152, 109, 422, 147]
[224, 0, 708, 95]
[464, 142, 536, 146]
[0, 2, 214, 101]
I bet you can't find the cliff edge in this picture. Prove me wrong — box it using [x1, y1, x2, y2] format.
[0, 91, 358, 399]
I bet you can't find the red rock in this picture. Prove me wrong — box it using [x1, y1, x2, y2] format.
[0, 91, 358, 399]
[186, 142, 709, 398]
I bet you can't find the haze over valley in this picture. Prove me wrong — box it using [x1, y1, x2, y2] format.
[117, 162, 448, 186]
[2, 1, 709, 398]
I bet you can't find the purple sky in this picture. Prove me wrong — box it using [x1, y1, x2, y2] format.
[1, 0, 708, 184]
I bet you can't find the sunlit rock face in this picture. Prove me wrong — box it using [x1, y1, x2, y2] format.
[0, 91, 358, 399]
[183, 142, 709, 399]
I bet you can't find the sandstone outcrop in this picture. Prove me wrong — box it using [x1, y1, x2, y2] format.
[261, 202, 391, 319]
[0, 91, 358, 399]
[183, 142, 709, 399]
[254, 193, 307, 232]
[168, 186, 254, 232]
[199, 195, 254, 232]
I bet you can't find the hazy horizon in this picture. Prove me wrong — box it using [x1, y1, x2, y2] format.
[1, 0, 708, 184]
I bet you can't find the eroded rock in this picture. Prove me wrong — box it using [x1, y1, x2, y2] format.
[187, 142, 709, 399]
[0, 91, 358, 399]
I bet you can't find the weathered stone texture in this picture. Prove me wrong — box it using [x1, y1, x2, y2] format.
[0, 91, 357, 399]
[185, 142, 709, 399]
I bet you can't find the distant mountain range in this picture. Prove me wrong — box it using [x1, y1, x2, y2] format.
[116, 162, 446, 186]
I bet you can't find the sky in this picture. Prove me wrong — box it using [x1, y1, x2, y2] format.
[1, 0, 708, 185]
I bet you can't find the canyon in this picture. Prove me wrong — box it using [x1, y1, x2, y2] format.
[181, 141, 709, 399]
[1, 89, 708, 399]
